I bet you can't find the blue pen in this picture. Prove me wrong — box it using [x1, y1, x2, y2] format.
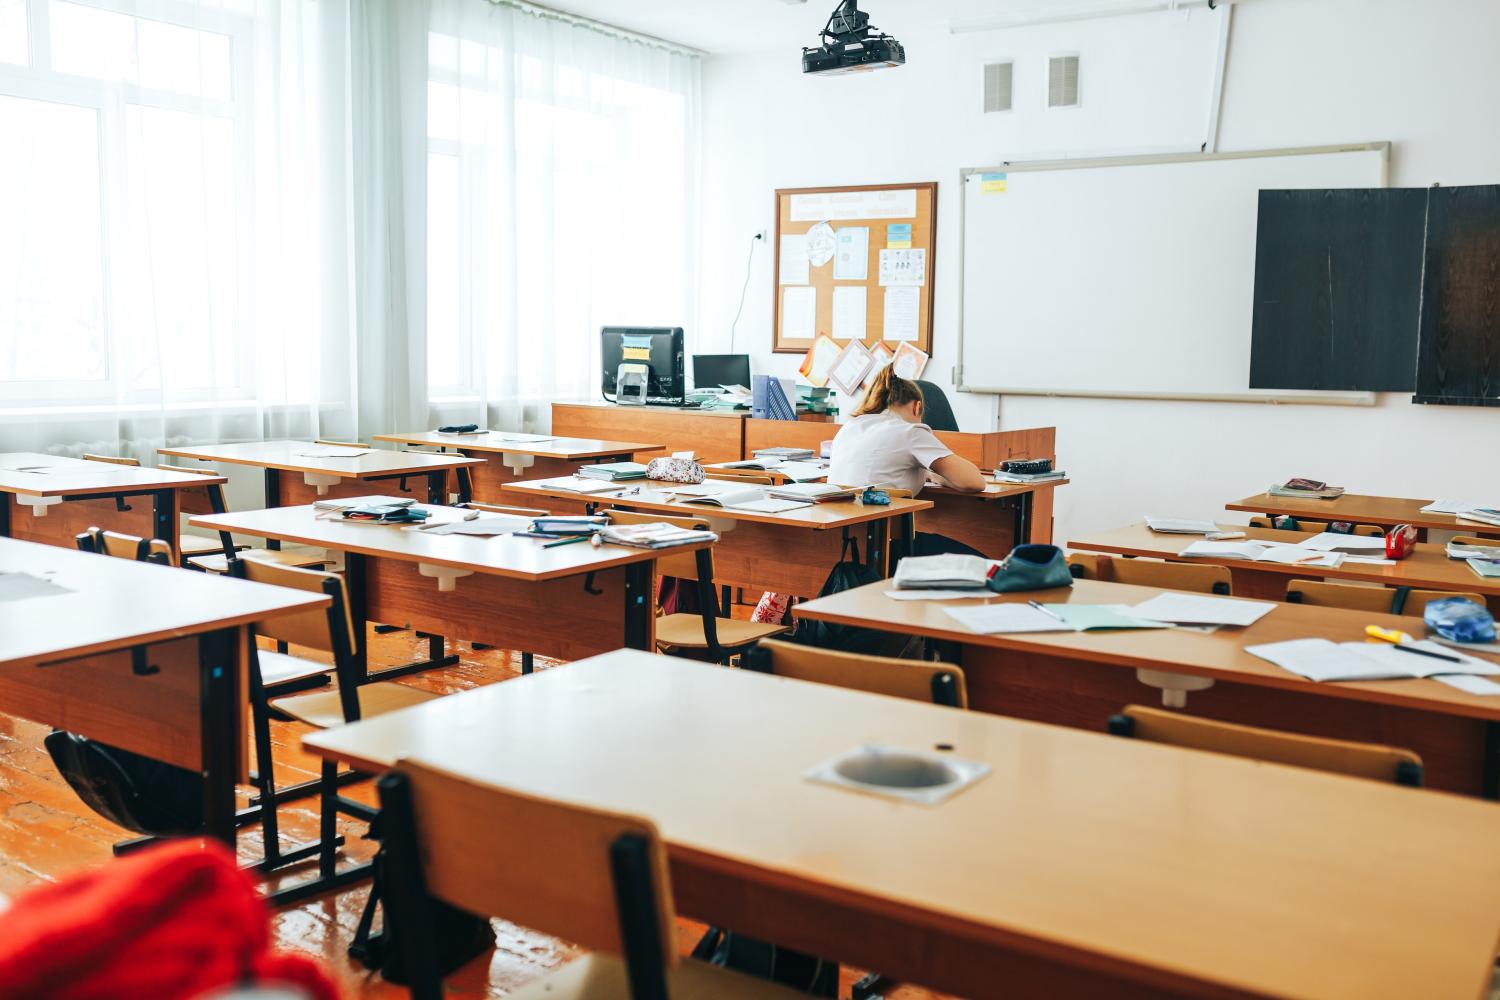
[1027, 599, 1066, 622]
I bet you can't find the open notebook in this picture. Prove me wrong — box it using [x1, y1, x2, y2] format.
[673, 483, 811, 514]
[1178, 540, 1344, 568]
[1247, 638, 1500, 684]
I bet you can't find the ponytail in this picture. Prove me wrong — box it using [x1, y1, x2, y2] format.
[853, 365, 924, 417]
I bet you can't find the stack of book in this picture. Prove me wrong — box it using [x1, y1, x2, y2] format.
[1447, 539, 1500, 561]
[753, 447, 815, 461]
[767, 482, 857, 503]
[892, 554, 991, 590]
[533, 515, 610, 535]
[993, 467, 1066, 484]
[1456, 508, 1500, 528]
[1267, 478, 1345, 499]
[598, 522, 718, 549]
[577, 462, 649, 482]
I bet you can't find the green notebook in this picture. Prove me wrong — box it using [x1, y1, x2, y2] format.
[1467, 558, 1500, 580]
[577, 462, 649, 481]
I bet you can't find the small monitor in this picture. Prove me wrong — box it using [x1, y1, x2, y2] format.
[601, 327, 685, 405]
[692, 354, 751, 391]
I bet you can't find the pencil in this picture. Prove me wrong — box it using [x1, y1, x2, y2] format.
[543, 534, 594, 549]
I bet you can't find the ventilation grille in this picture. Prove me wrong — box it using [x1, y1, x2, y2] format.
[983, 61, 1013, 113]
[1048, 55, 1080, 108]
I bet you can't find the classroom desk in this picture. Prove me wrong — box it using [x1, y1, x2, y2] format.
[1228, 491, 1500, 539]
[794, 577, 1500, 796]
[190, 504, 706, 681]
[373, 430, 663, 510]
[505, 478, 931, 598]
[0, 537, 325, 844]
[551, 402, 753, 464]
[157, 440, 484, 508]
[1070, 521, 1500, 611]
[303, 649, 1500, 1000]
[0, 453, 227, 554]
[742, 418, 1062, 548]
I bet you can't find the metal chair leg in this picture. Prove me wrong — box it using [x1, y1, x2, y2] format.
[319, 759, 338, 879]
[521, 652, 534, 675]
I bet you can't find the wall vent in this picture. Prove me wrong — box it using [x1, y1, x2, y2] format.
[982, 61, 1013, 113]
[1047, 54, 1080, 108]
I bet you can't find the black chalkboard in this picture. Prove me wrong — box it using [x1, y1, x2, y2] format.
[1414, 185, 1500, 406]
[1249, 188, 1426, 392]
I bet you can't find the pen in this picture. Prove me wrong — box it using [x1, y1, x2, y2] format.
[1389, 643, 1463, 664]
[543, 534, 594, 549]
[1027, 599, 1066, 622]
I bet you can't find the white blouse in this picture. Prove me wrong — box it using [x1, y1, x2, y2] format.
[827, 411, 953, 496]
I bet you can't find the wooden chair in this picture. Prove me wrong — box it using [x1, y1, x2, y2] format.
[463, 501, 549, 518]
[376, 759, 807, 1000]
[74, 528, 173, 565]
[706, 470, 777, 484]
[743, 638, 966, 708]
[1284, 579, 1485, 617]
[81, 453, 138, 466]
[1248, 516, 1384, 537]
[155, 464, 327, 573]
[315, 438, 369, 448]
[1108, 704, 1424, 786]
[229, 559, 438, 894]
[1067, 553, 1231, 595]
[607, 510, 788, 663]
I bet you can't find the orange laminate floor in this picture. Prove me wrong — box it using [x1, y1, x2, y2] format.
[0, 627, 952, 1000]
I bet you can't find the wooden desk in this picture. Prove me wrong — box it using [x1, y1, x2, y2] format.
[505, 478, 931, 598]
[742, 419, 1063, 549]
[303, 649, 1500, 1000]
[1228, 491, 1500, 540]
[1070, 522, 1500, 611]
[552, 402, 752, 464]
[373, 430, 663, 510]
[157, 440, 483, 508]
[190, 504, 706, 680]
[0, 453, 227, 554]
[794, 577, 1500, 796]
[0, 537, 324, 843]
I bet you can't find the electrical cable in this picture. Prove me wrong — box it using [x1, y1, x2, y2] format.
[728, 232, 762, 355]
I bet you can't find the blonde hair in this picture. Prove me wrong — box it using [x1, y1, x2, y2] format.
[853, 366, 924, 417]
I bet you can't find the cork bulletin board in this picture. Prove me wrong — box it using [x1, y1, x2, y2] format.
[772, 182, 937, 356]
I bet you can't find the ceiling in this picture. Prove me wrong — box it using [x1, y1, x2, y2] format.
[533, 0, 1172, 54]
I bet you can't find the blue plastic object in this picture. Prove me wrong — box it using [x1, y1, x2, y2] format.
[1424, 597, 1497, 644]
[860, 487, 890, 506]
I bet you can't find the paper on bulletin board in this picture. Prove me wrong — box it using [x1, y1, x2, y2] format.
[864, 341, 894, 385]
[832, 286, 868, 342]
[834, 227, 869, 280]
[789, 188, 918, 222]
[980, 172, 1008, 194]
[878, 248, 925, 287]
[887, 223, 912, 249]
[781, 285, 817, 341]
[892, 342, 929, 381]
[779, 234, 810, 285]
[883, 286, 921, 342]
[798, 333, 841, 388]
[805, 222, 837, 268]
[827, 339, 875, 397]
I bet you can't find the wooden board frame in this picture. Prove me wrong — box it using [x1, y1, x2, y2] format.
[773, 182, 937, 356]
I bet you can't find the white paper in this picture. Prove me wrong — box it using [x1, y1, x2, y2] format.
[1435, 674, 1500, 695]
[1247, 638, 1500, 682]
[891, 342, 929, 380]
[827, 340, 874, 396]
[944, 603, 1074, 634]
[805, 222, 836, 268]
[878, 248, 926, 287]
[414, 515, 532, 536]
[832, 286, 868, 342]
[775, 462, 829, 483]
[526, 476, 626, 495]
[1421, 499, 1490, 514]
[885, 589, 996, 601]
[1129, 593, 1277, 628]
[0, 572, 73, 603]
[781, 286, 817, 341]
[1145, 517, 1223, 535]
[779, 235, 810, 285]
[1302, 531, 1388, 552]
[789, 189, 917, 222]
[883, 287, 921, 342]
[834, 227, 870, 280]
[488, 432, 557, 444]
[672, 450, 697, 460]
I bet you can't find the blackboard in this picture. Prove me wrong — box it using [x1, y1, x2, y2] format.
[1249, 189, 1426, 392]
[1414, 185, 1500, 406]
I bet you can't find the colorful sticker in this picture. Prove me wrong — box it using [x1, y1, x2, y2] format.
[980, 172, 1008, 194]
[887, 223, 913, 249]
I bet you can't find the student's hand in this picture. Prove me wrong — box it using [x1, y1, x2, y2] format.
[932, 455, 986, 493]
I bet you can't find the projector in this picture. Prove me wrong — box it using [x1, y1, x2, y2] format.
[802, 1, 905, 76]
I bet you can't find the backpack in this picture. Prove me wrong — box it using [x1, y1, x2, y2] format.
[690, 927, 838, 996]
[44, 730, 203, 836]
[789, 535, 909, 656]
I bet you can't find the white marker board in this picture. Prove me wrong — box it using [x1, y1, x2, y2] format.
[957, 144, 1388, 403]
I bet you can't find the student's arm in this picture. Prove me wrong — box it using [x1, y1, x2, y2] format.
[930, 454, 986, 493]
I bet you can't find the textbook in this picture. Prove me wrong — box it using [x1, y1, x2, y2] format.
[528, 476, 629, 495]
[1178, 539, 1344, 568]
[992, 470, 1067, 484]
[1268, 478, 1345, 499]
[577, 462, 649, 482]
[1145, 516, 1223, 535]
[712, 459, 826, 481]
[892, 555, 994, 590]
[313, 495, 415, 511]
[1300, 531, 1389, 554]
[532, 515, 610, 535]
[676, 484, 811, 514]
[1456, 508, 1500, 528]
[753, 447, 816, 461]
[1449, 539, 1500, 561]
[1247, 638, 1500, 683]
[598, 522, 718, 550]
[767, 482, 857, 503]
[1468, 558, 1500, 580]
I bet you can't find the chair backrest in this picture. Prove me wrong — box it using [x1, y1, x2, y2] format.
[1248, 515, 1330, 533]
[315, 439, 369, 448]
[1066, 552, 1102, 580]
[76, 528, 171, 564]
[157, 464, 227, 517]
[383, 759, 676, 973]
[746, 638, 966, 707]
[1284, 579, 1485, 617]
[1452, 535, 1497, 549]
[706, 473, 774, 486]
[1108, 704, 1424, 785]
[82, 453, 140, 467]
[606, 509, 714, 582]
[1084, 555, 1232, 595]
[464, 502, 549, 518]
[913, 380, 959, 432]
[232, 560, 357, 656]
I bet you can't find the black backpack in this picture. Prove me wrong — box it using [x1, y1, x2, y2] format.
[690, 927, 837, 996]
[44, 730, 203, 835]
[789, 535, 908, 656]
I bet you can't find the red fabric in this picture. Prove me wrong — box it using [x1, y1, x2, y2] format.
[0, 839, 340, 1000]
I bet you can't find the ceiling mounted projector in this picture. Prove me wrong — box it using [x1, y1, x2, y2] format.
[802, 1, 905, 76]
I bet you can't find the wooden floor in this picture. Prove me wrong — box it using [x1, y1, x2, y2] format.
[0, 627, 948, 1000]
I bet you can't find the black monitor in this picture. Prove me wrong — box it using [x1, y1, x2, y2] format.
[692, 354, 751, 391]
[601, 327, 685, 405]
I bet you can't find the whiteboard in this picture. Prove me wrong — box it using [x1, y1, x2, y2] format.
[957, 144, 1388, 403]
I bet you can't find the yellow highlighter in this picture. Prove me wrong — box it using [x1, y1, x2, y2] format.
[1366, 624, 1413, 645]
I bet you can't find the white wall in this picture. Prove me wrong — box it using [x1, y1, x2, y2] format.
[697, 0, 1500, 544]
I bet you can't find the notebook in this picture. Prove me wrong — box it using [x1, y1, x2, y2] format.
[576, 462, 649, 482]
[1178, 540, 1344, 568]
[944, 603, 1169, 635]
[414, 515, 531, 536]
[767, 482, 857, 503]
[892, 555, 995, 590]
[677, 484, 811, 514]
[527, 476, 629, 495]
[1268, 478, 1345, 499]
[1247, 638, 1500, 682]
[533, 515, 611, 535]
[598, 523, 718, 549]
[1467, 558, 1500, 580]
[1300, 531, 1389, 553]
[1448, 540, 1500, 561]
[753, 447, 815, 460]
[312, 495, 416, 511]
[1144, 516, 1223, 535]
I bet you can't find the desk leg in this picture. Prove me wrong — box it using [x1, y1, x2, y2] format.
[624, 562, 654, 651]
[198, 627, 240, 846]
[1012, 491, 1034, 546]
[864, 520, 891, 578]
[346, 552, 463, 684]
[455, 465, 474, 506]
[426, 471, 447, 505]
[150, 488, 173, 542]
[0, 495, 9, 538]
[1485, 722, 1500, 800]
[264, 469, 282, 550]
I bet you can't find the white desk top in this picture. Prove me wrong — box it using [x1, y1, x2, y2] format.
[157, 440, 482, 478]
[375, 430, 664, 460]
[0, 453, 226, 499]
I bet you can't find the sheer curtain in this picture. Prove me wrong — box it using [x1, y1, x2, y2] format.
[424, 0, 701, 432]
[0, 0, 356, 460]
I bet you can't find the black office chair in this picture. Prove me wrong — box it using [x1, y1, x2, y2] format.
[915, 380, 959, 432]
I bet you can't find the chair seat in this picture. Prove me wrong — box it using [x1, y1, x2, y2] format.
[272, 683, 439, 730]
[179, 533, 247, 557]
[256, 649, 336, 688]
[188, 545, 328, 574]
[508, 952, 807, 1000]
[655, 614, 789, 651]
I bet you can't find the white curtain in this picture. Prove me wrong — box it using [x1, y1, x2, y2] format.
[423, 0, 701, 432]
[0, 0, 360, 461]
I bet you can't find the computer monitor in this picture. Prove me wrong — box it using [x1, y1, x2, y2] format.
[692, 354, 752, 392]
[600, 327, 685, 405]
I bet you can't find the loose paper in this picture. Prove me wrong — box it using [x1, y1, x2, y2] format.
[1129, 593, 1277, 628]
[798, 333, 841, 388]
[827, 340, 875, 397]
[1436, 674, 1500, 695]
[781, 286, 817, 342]
[834, 227, 869, 280]
[0, 572, 73, 603]
[832, 286, 868, 342]
[805, 222, 837, 268]
[887, 222, 913, 249]
[891, 342, 929, 380]
[416, 515, 532, 536]
[789, 188, 917, 222]
[779, 234, 810, 285]
[1421, 500, 1490, 514]
[883, 287, 921, 342]
[879, 249, 926, 287]
[944, 604, 1075, 634]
